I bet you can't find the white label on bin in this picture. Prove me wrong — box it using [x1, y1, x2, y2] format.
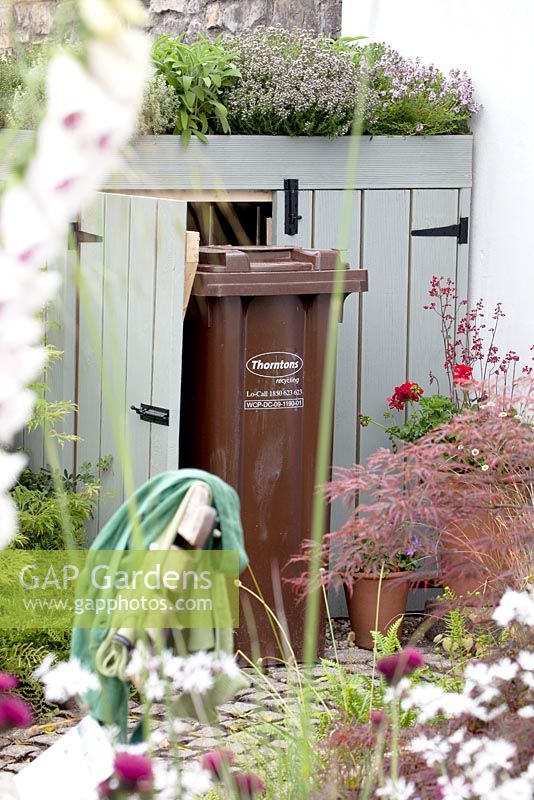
[246, 352, 303, 378]
[244, 351, 304, 411]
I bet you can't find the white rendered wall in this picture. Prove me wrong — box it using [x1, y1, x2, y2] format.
[343, 0, 534, 362]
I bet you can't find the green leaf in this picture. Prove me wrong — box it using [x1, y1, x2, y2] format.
[181, 75, 193, 91]
[181, 127, 192, 147]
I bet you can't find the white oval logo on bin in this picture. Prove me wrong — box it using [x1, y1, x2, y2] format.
[246, 352, 303, 378]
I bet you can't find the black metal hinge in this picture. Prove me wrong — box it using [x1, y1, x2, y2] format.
[130, 403, 170, 427]
[284, 178, 302, 236]
[68, 220, 104, 250]
[411, 217, 469, 245]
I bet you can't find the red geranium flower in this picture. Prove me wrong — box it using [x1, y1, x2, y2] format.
[387, 381, 424, 411]
[377, 647, 425, 686]
[452, 363, 473, 385]
[0, 696, 34, 731]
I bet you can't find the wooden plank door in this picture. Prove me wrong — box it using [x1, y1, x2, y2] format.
[360, 188, 470, 611]
[313, 190, 362, 616]
[76, 192, 187, 536]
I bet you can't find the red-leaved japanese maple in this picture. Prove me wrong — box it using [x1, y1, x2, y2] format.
[290, 379, 534, 599]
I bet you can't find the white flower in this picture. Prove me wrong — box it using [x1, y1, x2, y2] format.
[402, 684, 471, 723]
[216, 652, 242, 680]
[149, 728, 167, 747]
[470, 770, 496, 796]
[79, 0, 124, 36]
[448, 727, 466, 745]
[45, 54, 136, 156]
[470, 737, 515, 775]
[0, 389, 37, 444]
[87, 29, 151, 107]
[471, 449, 480, 456]
[517, 705, 534, 718]
[0, 308, 43, 349]
[33, 653, 56, 679]
[185, 651, 216, 671]
[0, 183, 62, 266]
[0, 452, 27, 493]
[37, 657, 100, 703]
[437, 775, 472, 800]
[490, 775, 534, 800]
[26, 119, 96, 227]
[181, 764, 213, 796]
[144, 670, 165, 702]
[181, 666, 215, 695]
[411, 734, 450, 766]
[154, 762, 179, 800]
[0, 347, 48, 394]
[0, 494, 18, 549]
[161, 652, 186, 682]
[79, 0, 148, 36]
[384, 677, 411, 703]
[517, 650, 534, 671]
[113, 0, 148, 25]
[492, 588, 534, 627]
[456, 737, 483, 766]
[464, 658, 518, 691]
[375, 777, 418, 799]
[0, 0, 149, 550]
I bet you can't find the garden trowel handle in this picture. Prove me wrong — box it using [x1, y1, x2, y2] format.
[175, 482, 217, 548]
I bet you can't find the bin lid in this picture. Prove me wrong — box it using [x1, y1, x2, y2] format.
[198, 246, 341, 273]
[192, 245, 369, 298]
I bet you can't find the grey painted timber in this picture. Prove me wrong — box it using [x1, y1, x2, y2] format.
[2, 133, 472, 190]
[114, 135, 473, 191]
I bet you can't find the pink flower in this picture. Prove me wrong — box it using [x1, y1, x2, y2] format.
[0, 695, 34, 731]
[370, 709, 386, 726]
[0, 672, 19, 692]
[201, 749, 235, 777]
[234, 772, 266, 798]
[96, 779, 114, 800]
[377, 647, 425, 686]
[114, 752, 153, 787]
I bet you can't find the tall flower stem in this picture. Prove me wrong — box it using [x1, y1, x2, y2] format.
[360, 723, 387, 800]
[390, 696, 400, 785]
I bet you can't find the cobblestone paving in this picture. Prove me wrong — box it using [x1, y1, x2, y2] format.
[0, 618, 445, 777]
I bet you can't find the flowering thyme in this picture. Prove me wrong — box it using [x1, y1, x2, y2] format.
[355, 43, 480, 136]
[223, 27, 361, 137]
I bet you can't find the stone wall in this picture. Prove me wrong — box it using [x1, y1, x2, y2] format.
[0, 1, 57, 48]
[147, 0, 342, 39]
[1, 0, 342, 48]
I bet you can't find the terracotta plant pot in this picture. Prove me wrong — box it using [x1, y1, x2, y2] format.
[344, 572, 411, 651]
[440, 512, 492, 597]
[440, 488, 507, 597]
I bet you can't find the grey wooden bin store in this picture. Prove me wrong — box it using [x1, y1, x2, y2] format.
[21, 134, 473, 615]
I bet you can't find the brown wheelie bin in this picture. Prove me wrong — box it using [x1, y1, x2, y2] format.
[179, 246, 368, 662]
